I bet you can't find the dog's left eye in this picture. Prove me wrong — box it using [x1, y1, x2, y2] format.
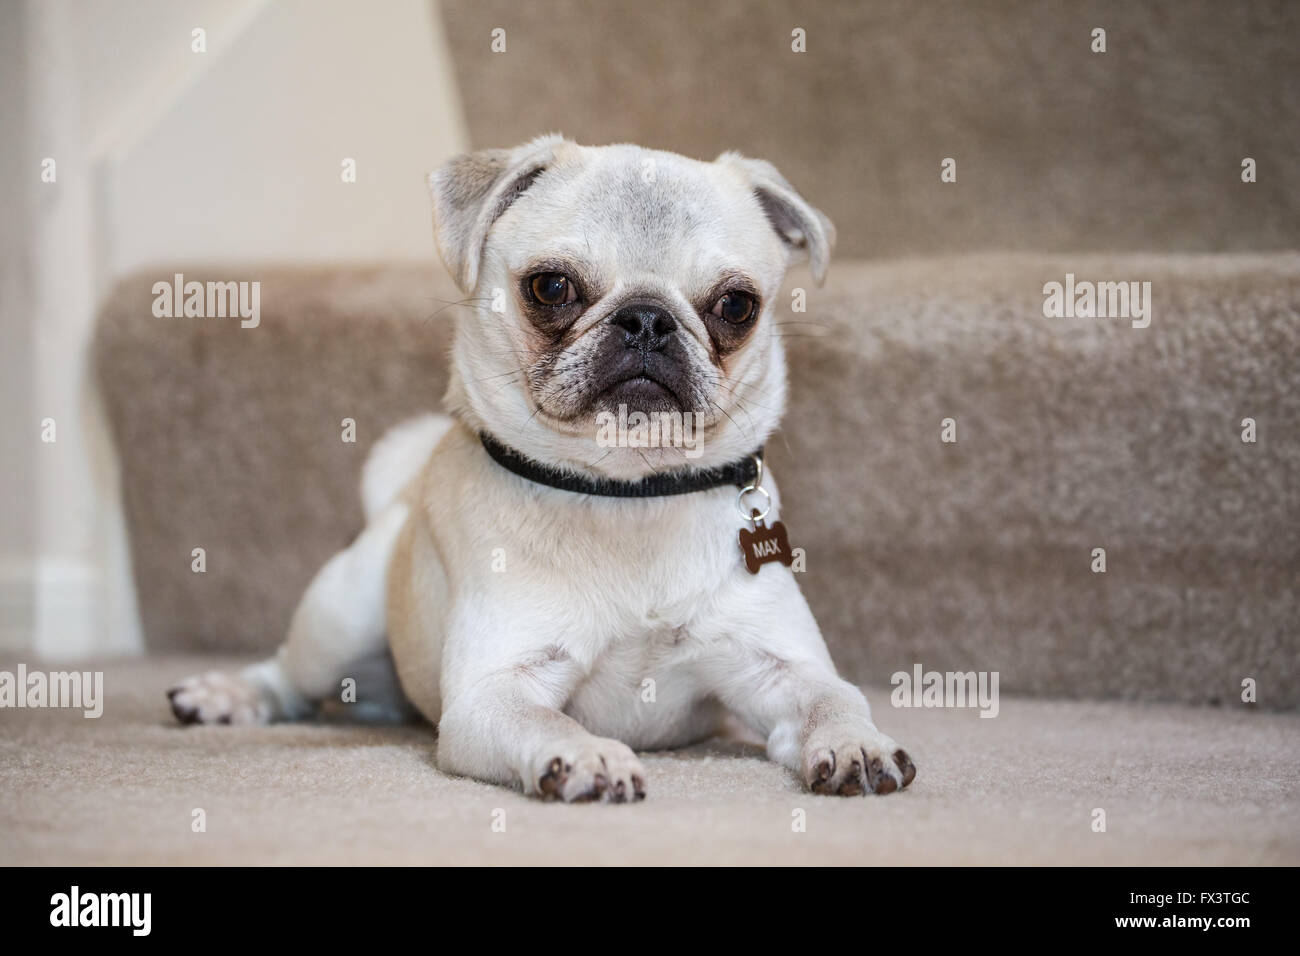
[710, 291, 757, 324]
[528, 273, 578, 306]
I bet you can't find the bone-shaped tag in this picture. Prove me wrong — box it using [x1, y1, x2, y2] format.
[738, 510, 794, 575]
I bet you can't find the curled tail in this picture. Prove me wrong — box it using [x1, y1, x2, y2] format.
[360, 413, 454, 520]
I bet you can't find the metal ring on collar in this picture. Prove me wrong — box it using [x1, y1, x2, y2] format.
[736, 483, 772, 523]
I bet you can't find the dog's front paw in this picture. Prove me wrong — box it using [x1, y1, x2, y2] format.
[167, 671, 268, 726]
[803, 725, 916, 796]
[532, 737, 647, 803]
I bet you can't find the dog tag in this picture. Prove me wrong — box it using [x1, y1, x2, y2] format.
[738, 509, 794, 575]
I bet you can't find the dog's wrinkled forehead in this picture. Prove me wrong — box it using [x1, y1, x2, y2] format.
[428, 135, 835, 295]
[498, 146, 778, 282]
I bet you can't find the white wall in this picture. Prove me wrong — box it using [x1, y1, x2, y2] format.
[0, 0, 470, 659]
[0, 1, 37, 652]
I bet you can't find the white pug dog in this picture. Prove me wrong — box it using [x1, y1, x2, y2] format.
[169, 135, 916, 802]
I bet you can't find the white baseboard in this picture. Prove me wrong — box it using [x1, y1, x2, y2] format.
[2, 557, 139, 660]
[32, 558, 101, 659]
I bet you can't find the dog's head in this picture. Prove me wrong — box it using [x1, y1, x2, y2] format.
[429, 135, 834, 478]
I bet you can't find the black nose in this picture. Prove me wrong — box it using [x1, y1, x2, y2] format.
[610, 302, 678, 352]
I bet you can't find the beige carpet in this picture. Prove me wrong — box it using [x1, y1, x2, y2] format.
[442, 0, 1300, 261]
[2, 656, 1297, 865]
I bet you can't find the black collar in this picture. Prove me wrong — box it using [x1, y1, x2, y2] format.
[479, 433, 762, 498]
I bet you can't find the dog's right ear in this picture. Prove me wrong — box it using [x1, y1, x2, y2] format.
[427, 134, 564, 293]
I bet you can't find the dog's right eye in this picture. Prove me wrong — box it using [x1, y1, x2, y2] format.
[528, 273, 577, 306]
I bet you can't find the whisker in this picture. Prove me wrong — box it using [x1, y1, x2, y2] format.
[419, 295, 494, 322]
[517, 372, 579, 433]
[716, 377, 780, 413]
[710, 398, 752, 441]
[726, 395, 760, 434]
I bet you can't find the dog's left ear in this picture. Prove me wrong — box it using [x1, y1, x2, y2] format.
[428, 134, 565, 292]
[716, 152, 836, 286]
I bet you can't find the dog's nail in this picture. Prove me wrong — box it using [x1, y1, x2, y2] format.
[570, 773, 609, 803]
[866, 756, 897, 794]
[809, 753, 835, 792]
[893, 749, 916, 788]
[613, 779, 627, 802]
[838, 757, 864, 796]
[538, 757, 566, 798]
[632, 775, 646, 800]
